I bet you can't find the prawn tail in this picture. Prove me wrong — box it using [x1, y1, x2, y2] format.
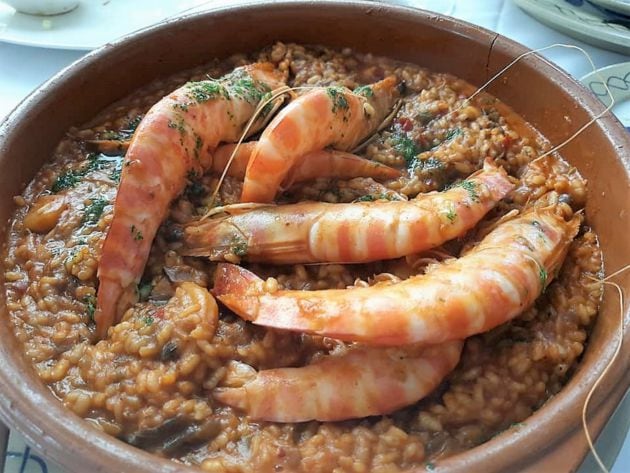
[94, 278, 136, 338]
[212, 264, 266, 321]
[213, 387, 248, 411]
[213, 263, 264, 298]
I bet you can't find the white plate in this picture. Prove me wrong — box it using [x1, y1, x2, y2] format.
[580, 61, 630, 127]
[514, 0, 630, 55]
[0, 0, 230, 50]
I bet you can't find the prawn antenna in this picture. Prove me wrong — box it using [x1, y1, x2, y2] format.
[583, 265, 629, 473]
[447, 44, 615, 164]
[208, 85, 316, 208]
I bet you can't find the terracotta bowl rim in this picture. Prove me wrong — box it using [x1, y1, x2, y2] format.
[0, 2, 628, 472]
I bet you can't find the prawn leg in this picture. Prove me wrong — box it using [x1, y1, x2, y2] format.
[213, 204, 580, 345]
[213, 341, 462, 422]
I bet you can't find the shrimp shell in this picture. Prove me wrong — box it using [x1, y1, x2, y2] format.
[183, 159, 513, 264]
[241, 76, 401, 203]
[213, 341, 462, 422]
[213, 205, 580, 346]
[210, 141, 400, 184]
[95, 63, 285, 338]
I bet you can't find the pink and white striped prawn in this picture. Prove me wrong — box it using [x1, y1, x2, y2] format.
[183, 159, 514, 264]
[213, 341, 462, 422]
[213, 203, 579, 346]
[241, 77, 402, 203]
[95, 63, 285, 338]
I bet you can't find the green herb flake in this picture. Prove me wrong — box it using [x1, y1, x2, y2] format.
[173, 102, 190, 113]
[131, 224, 144, 241]
[444, 127, 462, 142]
[143, 315, 154, 326]
[109, 159, 123, 183]
[82, 198, 109, 226]
[355, 193, 397, 203]
[392, 132, 420, 166]
[259, 92, 274, 117]
[186, 81, 228, 103]
[119, 116, 142, 138]
[455, 180, 480, 203]
[426, 462, 436, 471]
[445, 205, 457, 223]
[51, 170, 82, 193]
[539, 266, 548, 290]
[231, 236, 248, 257]
[353, 85, 374, 98]
[229, 74, 270, 104]
[84, 294, 96, 322]
[326, 87, 350, 114]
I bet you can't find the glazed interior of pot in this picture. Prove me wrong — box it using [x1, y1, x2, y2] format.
[0, 2, 627, 473]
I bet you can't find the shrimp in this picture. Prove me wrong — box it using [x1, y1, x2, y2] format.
[183, 160, 513, 264]
[213, 204, 580, 346]
[213, 341, 462, 422]
[241, 77, 401, 202]
[95, 63, 285, 338]
[210, 141, 400, 183]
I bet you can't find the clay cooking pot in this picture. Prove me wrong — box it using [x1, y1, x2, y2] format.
[0, 2, 628, 472]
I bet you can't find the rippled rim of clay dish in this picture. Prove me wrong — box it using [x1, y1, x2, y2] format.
[0, 2, 627, 472]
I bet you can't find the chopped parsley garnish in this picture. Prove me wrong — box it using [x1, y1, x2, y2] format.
[109, 158, 123, 183]
[51, 170, 82, 193]
[353, 85, 374, 98]
[392, 132, 420, 165]
[84, 294, 96, 322]
[445, 205, 457, 223]
[167, 119, 186, 135]
[143, 315, 154, 326]
[326, 87, 350, 113]
[229, 74, 270, 104]
[120, 116, 142, 137]
[259, 92, 275, 117]
[443, 127, 462, 142]
[231, 236, 248, 257]
[186, 81, 229, 103]
[173, 102, 190, 113]
[451, 179, 480, 202]
[51, 153, 124, 192]
[131, 225, 144, 241]
[539, 266, 548, 289]
[82, 198, 109, 225]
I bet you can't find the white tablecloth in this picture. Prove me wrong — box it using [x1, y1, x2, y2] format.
[0, 0, 628, 472]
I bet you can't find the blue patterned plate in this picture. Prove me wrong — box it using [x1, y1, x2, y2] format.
[514, 0, 630, 54]
[581, 62, 630, 129]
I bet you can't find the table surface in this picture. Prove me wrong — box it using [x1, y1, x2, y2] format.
[0, 0, 628, 472]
